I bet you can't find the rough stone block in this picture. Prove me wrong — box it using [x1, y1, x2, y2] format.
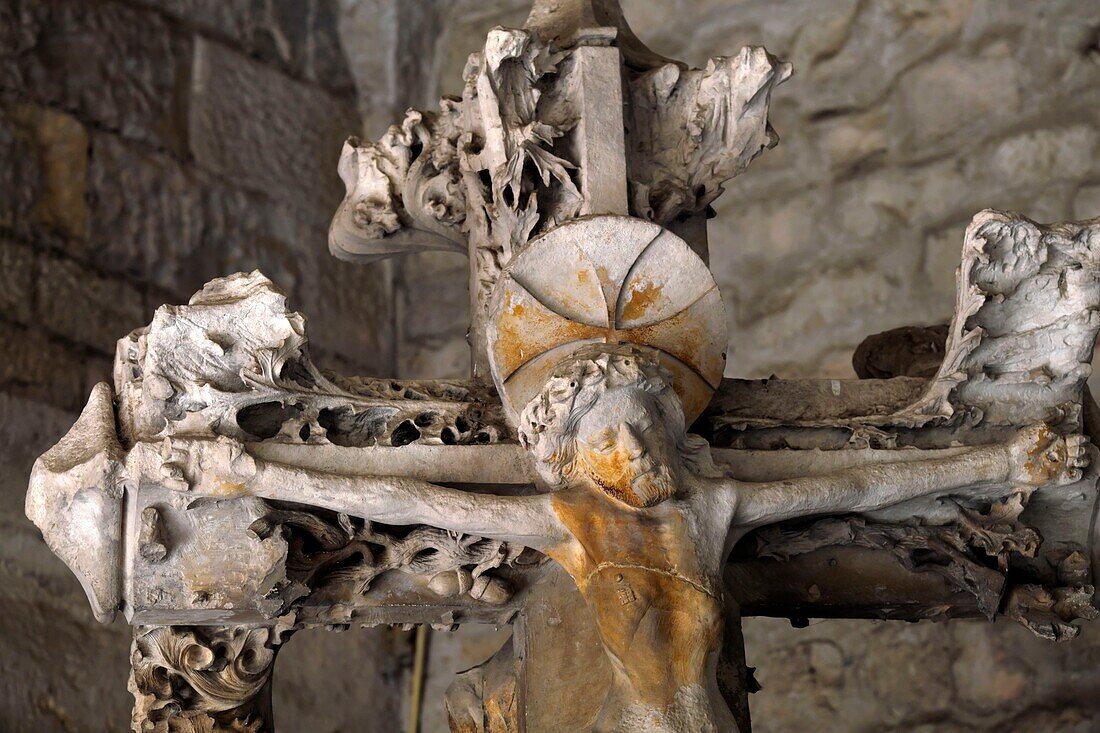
[87, 129, 326, 296]
[338, 0, 399, 132]
[210, 184, 326, 291]
[299, 256, 395, 377]
[254, 0, 355, 94]
[141, 0, 254, 43]
[0, 238, 36, 325]
[85, 129, 394, 373]
[0, 392, 76, 518]
[0, 576, 133, 732]
[0, 106, 41, 240]
[35, 254, 148, 353]
[401, 269, 469, 341]
[891, 54, 1022, 157]
[990, 125, 1099, 189]
[0, 0, 190, 153]
[815, 108, 887, 175]
[145, 0, 356, 93]
[8, 104, 89, 240]
[399, 335, 472, 381]
[86, 132, 207, 288]
[275, 627, 412, 733]
[923, 224, 968, 300]
[80, 353, 116, 410]
[0, 321, 87, 412]
[1074, 184, 1100, 221]
[188, 37, 357, 209]
[208, 185, 395, 375]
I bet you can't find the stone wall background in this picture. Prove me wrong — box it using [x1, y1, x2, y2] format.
[0, 1, 408, 731]
[337, 1, 1100, 732]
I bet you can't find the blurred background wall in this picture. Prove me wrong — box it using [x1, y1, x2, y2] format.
[3, 0, 1100, 731]
[0, 1, 407, 730]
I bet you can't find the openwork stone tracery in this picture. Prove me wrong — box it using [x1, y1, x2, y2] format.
[25, 1, 1100, 731]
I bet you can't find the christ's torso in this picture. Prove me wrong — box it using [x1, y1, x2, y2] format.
[546, 483, 737, 731]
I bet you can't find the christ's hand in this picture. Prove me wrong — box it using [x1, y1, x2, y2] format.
[1007, 425, 1089, 487]
[150, 437, 258, 495]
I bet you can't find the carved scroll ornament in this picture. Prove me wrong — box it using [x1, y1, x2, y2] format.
[129, 624, 287, 733]
[330, 104, 467, 262]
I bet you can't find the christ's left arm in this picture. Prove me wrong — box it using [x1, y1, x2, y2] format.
[730, 425, 1088, 529]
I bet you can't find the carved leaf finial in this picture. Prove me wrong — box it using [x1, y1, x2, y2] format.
[329, 105, 468, 263]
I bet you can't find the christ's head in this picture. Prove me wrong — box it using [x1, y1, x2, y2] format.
[518, 345, 714, 507]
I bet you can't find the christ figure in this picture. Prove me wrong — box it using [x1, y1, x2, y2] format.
[234, 345, 1087, 733]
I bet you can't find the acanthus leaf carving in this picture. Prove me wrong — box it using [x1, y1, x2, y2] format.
[705, 212, 1100, 444]
[745, 482, 1099, 633]
[330, 101, 468, 262]
[129, 625, 288, 733]
[881, 211, 1100, 430]
[114, 272, 511, 448]
[626, 46, 791, 225]
[1003, 583, 1100, 642]
[462, 28, 582, 318]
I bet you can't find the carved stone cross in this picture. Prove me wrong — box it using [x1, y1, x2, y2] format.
[25, 1, 1100, 732]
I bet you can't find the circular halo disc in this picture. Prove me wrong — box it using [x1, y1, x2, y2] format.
[486, 215, 727, 425]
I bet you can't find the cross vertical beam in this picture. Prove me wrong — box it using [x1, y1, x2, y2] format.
[567, 42, 629, 217]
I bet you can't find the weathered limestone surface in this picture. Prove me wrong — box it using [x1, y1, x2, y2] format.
[0, 1, 405, 730]
[333, 1, 1100, 731]
[9, 0, 1100, 730]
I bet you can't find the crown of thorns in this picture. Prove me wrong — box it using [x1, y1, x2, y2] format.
[518, 344, 673, 446]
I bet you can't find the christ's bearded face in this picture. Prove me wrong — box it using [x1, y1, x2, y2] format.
[570, 385, 680, 507]
[517, 347, 696, 506]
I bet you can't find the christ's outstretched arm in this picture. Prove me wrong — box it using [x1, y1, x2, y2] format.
[731, 425, 1088, 529]
[244, 459, 568, 549]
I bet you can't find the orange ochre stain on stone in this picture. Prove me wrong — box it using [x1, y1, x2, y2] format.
[576, 445, 645, 508]
[547, 486, 724, 710]
[620, 281, 663, 324]
[628, 314, 709, 376]
[493, 295, 533, 376]
[1024, 425, 1065, 483]
[494, 291, 605, 376]
[214, 480, 248, 497]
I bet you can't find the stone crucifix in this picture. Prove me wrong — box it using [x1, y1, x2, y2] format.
[25, 1, 1100, 732]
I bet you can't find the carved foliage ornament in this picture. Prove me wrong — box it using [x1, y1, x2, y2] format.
[250, 504, 526, 616]
[129, 625, 286, 733]
[626, 47, 792, 225]
[115, 272, 510, 448]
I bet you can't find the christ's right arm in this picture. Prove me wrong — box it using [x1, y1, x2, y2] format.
[246, 459, 568, 550]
